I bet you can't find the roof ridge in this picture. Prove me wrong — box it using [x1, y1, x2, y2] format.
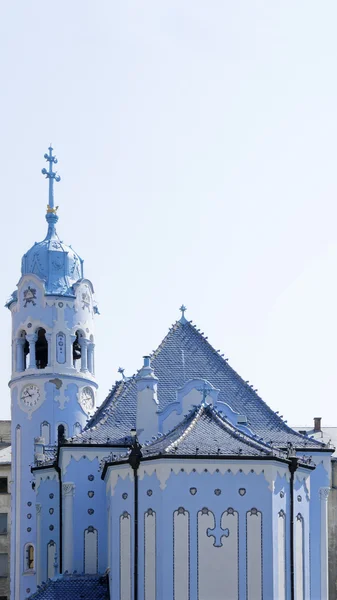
[165, 404, 204, 453]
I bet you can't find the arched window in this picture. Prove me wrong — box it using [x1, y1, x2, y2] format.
[84, 526, 98, 574]
[57, 424, 68, 444]
[73, 331, 82, 368]
[25, 544, 34, 571]
[16, 330, 29, 372]
[73, 422, 82, 436]
[41, 421, 50, 445]
[35, 328, 48, 369]
[47, 541, 56, 579]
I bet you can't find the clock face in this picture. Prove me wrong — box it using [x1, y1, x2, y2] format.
[21, 384, 40, 408]
[80, 386, 94, 413]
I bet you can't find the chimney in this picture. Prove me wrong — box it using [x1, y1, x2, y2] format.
[314, 417, 321, 433]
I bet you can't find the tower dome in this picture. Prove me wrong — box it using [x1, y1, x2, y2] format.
[21, 146, 83, 296]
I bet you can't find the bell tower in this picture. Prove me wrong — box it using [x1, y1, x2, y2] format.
[8, 147, 98, 600]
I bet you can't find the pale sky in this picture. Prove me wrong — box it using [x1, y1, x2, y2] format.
[0, 1, 337, 426]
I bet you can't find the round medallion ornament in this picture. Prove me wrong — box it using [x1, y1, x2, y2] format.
[88, 508, 94, 515]
[122, 493, 128, 500]
[214, 489, 221, 496]
[49, 525, 54, 531]
[88, 491, 95, 498]
[27, 501, 32, 506]
[27, 527, 31, 532]
[27, 514, 32, 519]
[280, 491, 284, 498]
[239, 488, 246, 496]
[27, 323, 32, 328]
[88, 474, 94, 481]
[189, 487, 197, 495]
[49, 493, 54, 499]
[297, 495, 302, 502]
[58, 302, 64, 308]
[147, 490, 153, 496]
[49, 508, 54, 515]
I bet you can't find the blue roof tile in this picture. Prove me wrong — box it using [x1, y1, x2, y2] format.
[74, 320, 326, 451]
[27, 573, 109, 600]
[141, 404, 284, 458]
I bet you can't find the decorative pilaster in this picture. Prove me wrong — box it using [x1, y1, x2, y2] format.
[27, 333, 37, 369]
[62, 483, 75, 573]
[15, 338, 26, 372]
[79, 339, 88, 372]
[36, 504, 42, 585]
[319, 487, 330, 599]
[45, 332, 52, 367]
[87, 343, 95, 374]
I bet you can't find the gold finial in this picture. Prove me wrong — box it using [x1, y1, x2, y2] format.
[46, 205, 59, 214]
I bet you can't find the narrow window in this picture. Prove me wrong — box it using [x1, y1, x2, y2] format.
[0, 554, 8, 577]
[73, 331, 82, 367]
[0, 514, 7, 535]
[25, 545, 34, 570]
[35, 328, 48, 369]
[57, 424, 66, 444]
[73, 422, 82, 436]
[0, 479, 7, 494]
[16, 330, 29, 372]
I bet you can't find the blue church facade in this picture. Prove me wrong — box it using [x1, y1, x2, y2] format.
[8, 148, 333, 600]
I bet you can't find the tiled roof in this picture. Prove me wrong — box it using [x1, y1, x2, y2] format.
[141, 403, 284, 458]
[73, 320, 327, 450]
[27, 573, 109, 600]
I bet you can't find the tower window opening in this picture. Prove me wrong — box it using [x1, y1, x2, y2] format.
[73, 331, 82, 366]
[25, 544, 34, 570]
[57, 424, 66, 444]
[35, 328, 48, 369]
[17, 330, 29, 372]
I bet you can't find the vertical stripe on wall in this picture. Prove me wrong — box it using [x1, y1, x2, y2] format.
[246, 508, 263, 600]
[36, 504, 42, 584]
[84, 527, 98, 574]
[173, 508, 189, 600]
[120, 512, 131, 600]
[278, 511, 286, 600]
[15, 425, 21, 600]
[221, 509, 239, 598]
[144, 509, 156, 600]
[198, 508, 238, 600]
[47, 541, 56, 580]
[295, 515, 304, 600]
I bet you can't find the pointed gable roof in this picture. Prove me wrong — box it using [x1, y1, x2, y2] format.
[141, 403, 283, 458]
[74, 319, 327, 450]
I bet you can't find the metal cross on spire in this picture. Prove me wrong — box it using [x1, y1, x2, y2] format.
[41, 145, 61, 215]
[179, 304, 187, 324]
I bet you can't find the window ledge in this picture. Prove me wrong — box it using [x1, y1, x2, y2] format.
[23, 570, 36, 576]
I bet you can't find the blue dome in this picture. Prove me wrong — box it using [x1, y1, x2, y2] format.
[21, 213, 83, 296]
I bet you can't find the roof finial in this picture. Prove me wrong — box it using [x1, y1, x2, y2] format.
[179, 304, 187, 324]
[41, 145, 61, 223]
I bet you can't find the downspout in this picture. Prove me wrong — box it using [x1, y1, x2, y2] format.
[289, 456, 298, 600]
[55, 464, 63, 574]
[128, 432, 142, 600]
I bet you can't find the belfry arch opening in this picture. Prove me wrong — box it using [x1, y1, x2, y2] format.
[73, 331, 82, 368]
[36, 328, 48, 369]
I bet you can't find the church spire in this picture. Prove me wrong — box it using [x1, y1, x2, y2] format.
[41, 145, 61, 235]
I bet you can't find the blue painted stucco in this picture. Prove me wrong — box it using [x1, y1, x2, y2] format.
[8, 148, 333, 600]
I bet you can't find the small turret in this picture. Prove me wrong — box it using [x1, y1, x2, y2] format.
[136, 356, 159, 443]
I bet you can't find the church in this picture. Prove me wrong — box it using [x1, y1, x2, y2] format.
[8, 147, 333, 600]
